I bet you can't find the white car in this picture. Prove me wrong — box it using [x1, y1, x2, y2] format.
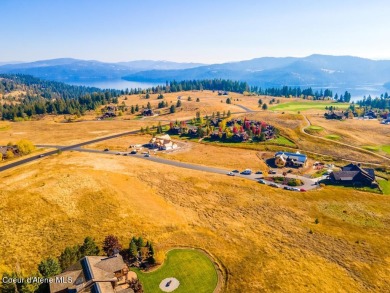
[242, 169, 252, 175]
[227, 172, 235, 176]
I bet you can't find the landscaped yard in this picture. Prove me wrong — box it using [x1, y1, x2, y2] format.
[325, 134, 341, 140]
[307, 125, 323, 131]
[202, 136, 296, 148]
[378, 180, 390, 195]
[270, 101, 350, 112]
[133, 249, 218, 293]
[362, 145, 390, 155]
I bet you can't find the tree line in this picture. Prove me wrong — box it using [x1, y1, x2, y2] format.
[355, 93, 390, 110]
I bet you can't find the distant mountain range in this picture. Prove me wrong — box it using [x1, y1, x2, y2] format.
[1, 55, 390, 95]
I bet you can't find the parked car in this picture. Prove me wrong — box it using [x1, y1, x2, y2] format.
[227, 172, 235, 176]
[300, 188, 307, 192]
[258, 179, 266, 184]
[39, 154, 45, 158]
[292, 187, 300, 192]
[130, 150, 137, 154]
[270, 183, 279, 188]
[284, 186, 293, 191]
[116, 152, 121, 155]
[242, 169, 252, 175]
[123, 153, 128, 156]
[255, 171, 263, 174]
[144, 153, 150, 157]
[104, 148, 109, 152]
[269, 170, 277, 174]
[232, 170, 240, 173]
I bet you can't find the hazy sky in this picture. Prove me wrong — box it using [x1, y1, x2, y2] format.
[1, 0, 389, 63]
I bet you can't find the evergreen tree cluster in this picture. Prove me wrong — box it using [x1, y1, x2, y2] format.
[356, 93, 390, 110]
[250, 85, 334, 100]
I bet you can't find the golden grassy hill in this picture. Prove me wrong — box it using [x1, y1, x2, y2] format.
[0, 152, 389, 292]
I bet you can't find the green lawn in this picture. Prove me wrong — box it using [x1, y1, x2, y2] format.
[361, 145, 390, 154]
[381, 145, 390, 155]
[270, 101, 350, 112]
[362, 145, 380, 152]
[307, 125, 323, 131]
[133, 249, 218, 293]
[266, 136, 296, 147]
[202, 135, 296, 148]
[378, 180, 390, 195]
[325, 134, 341, 140]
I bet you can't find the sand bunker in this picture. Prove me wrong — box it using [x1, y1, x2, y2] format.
[159, 277, 180, 292]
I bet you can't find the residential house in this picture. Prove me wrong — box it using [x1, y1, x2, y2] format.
[0, 145, 19, 159]
[324, 111, 345, 120]
[142, 109, 154, 116]
[232, 132, 249, 142]
[274, 151, 307, 168]
[149, 134, 178, 150]
[329, 163, 376, 186]
[381, 118, 390, 125]
[50, 254, 134, 293]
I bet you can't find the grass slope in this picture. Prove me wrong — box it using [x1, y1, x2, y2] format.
[1, 151, 390, 291]
[378, 180, 390, 195]
[133, 249, 218, 293]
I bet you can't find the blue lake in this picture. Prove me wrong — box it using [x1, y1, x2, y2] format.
[68, 79, 162, 90]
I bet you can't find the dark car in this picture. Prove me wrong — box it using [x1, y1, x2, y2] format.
[284, 186, 293, 191]
[104, 148, 109, 152]
[232, 170, 240, 173]
[269, 170, 277, 174]
[130, 150, 137, 154]
[255, 171, 263, 174]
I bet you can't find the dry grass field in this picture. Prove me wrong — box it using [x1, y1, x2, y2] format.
[86, 133, 269, 171]
[1, 152, 390, 292]
[307, 115, 390, 155]
[0, 118, 156, 146]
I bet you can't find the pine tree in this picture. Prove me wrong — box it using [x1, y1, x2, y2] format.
[131, 105, 135, 114]
[136, 237, 145, 248]
[262, 103, 268, 110]
[176, 100, 182, 107]
[170, 105, 176, 113]
[38, 257, 61, 278]
[80, 237, 100, 257]
[129, 240, 138, 259]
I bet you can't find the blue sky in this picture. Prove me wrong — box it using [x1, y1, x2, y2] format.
[1, 0, 389, 63]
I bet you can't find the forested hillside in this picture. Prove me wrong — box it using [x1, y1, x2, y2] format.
[0, 74, 120, 120]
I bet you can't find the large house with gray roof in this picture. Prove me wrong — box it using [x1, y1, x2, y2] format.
[329, 163, 376, 186]
[50, 254, 134, 293]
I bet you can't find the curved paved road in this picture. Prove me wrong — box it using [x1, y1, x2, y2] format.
[0, 129, 138, 173]
[70, 147, 319, 190]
